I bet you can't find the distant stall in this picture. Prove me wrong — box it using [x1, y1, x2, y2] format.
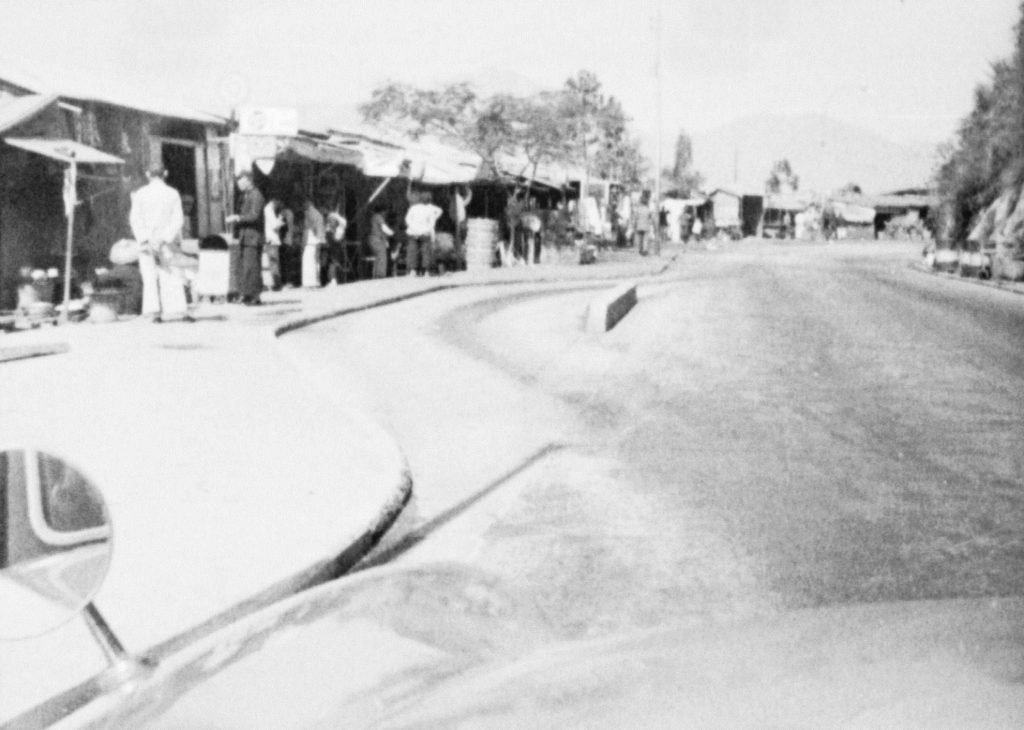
[760, 194, 811, 239]
[824, 199, 876, 240]
[707, 188, 763, 238]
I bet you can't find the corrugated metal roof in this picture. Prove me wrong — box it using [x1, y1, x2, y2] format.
[0, 93, 56, 134]
[828, 200, 876, 224]
[862, 194, 937, 209]
[0, 70, 225, 126]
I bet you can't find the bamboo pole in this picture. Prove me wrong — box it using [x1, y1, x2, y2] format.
[61, 156, 77, 323]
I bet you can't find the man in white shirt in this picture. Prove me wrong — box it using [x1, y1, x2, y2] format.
[404, 191, 443, 276]
[129, 165, 190, 322]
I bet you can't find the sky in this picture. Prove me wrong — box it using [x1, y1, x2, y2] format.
[0, 0, 1020, 156]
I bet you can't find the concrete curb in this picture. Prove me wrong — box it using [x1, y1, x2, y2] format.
[270, 252, 681, 340]
[586, 282, 638, 333]
[910, 261, 1024, 296]
[0, 341, 69, 363]
[148, 466, 412, 660]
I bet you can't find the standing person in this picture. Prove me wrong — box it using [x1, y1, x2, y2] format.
[262, 198, 285, 291]
[632, 192, 654, 255]
[226, 171, 265, 305]
[129, 164, 191, 323]
[280, 205, 299, 286]
[503, 189, 524, 265]
[452, 184, 472, 257]
[521, 197, 543, 266]
[404, 191, 442, 276]
[325, 211, 348, 285]
[656, 204, 668, 255]
[302, 199, 325, 287]
[367, 203, 394, 279]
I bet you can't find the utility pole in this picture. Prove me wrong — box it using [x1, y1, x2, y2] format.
[653, 0, 663, 255]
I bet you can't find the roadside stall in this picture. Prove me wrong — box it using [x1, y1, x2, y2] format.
[761, 194, 812, 239]
[1, 137, 124, 325]
[231, 113, 364, 288]
[824, 199, 876, 240]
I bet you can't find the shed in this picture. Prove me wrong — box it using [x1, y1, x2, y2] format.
[0, 71, 230, 309]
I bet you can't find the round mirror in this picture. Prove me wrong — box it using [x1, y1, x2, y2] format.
[0, 449, 112, 639]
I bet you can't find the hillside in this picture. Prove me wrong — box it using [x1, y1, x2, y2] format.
[692, 114, 938, 195]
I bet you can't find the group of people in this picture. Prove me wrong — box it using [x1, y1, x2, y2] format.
[260, 196, 351, 292]
[501, 190, 575, 266]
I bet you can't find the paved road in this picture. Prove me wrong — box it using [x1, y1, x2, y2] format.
[284, 241, 1024, 640]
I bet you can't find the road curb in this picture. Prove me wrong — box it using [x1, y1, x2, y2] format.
[910, 261, 1024, 296]
[586, 281, 638, 333]
[0, 341, 69, 363]
[270, 254, 681, 340]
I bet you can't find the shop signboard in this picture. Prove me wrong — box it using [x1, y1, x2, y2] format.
[236, 107, 299, 137]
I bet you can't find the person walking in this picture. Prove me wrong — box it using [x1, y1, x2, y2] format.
[367, 203, 394, 279]
[226, 171, 265, 305]
[129, 164, 191, 323]
[302, 199, 325, 287]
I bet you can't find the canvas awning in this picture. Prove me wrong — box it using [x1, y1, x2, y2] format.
[0, 94, 58, 134]
[829, 200, 876, 224]
[764, 194, 811, 212]
[278, 135, 363, 167]
[359, 143, 480, 184]
[3, 137, 124, 165]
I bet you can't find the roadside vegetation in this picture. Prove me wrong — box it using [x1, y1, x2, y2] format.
[935, 1, 1024, 246]
[359, 70, 649, 190]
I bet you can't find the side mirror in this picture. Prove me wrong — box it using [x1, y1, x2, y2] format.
[0, 449, 112, 638]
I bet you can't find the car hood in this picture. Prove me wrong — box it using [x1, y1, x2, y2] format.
[44, 563, 1024, 729]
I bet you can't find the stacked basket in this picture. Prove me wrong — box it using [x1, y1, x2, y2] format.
[465, 218, 498, 271]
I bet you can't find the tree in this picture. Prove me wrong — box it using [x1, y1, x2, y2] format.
[503, 91, 573, 191]
[558, 71, 648, 180]
[359, 81, 517, 178]
[661, 130, 704, 197]
[934, 2, 1024, 244]
[766, 158, 799, 194]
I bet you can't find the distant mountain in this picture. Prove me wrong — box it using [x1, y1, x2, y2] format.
[691, 114, 939, 195]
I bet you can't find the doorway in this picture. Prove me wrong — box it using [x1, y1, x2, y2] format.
[161, 142, 197, 239]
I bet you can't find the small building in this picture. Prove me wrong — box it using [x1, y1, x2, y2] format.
[867, 190, 938, 238]
[707, 188, 763, 238]
[823, 199, 877, 239]
[0, 71, 230, 309]
[760, 193, 811, 239]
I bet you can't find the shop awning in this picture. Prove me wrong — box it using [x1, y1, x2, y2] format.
[829, 200, 876, 224]
[3, 137, 124, 165]
[359, 144, 479, 184]
[278, 135, 363, 167]
[764, 194, 811, 212]
[0, 94, 58, 134]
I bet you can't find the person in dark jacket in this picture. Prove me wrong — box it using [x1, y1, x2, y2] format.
[227, 171, 265, 305]
[367, 204, 394, 279]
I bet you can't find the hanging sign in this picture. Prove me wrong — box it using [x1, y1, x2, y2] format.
[62, 163, 77, 218]
[236, 107, 299, 137]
